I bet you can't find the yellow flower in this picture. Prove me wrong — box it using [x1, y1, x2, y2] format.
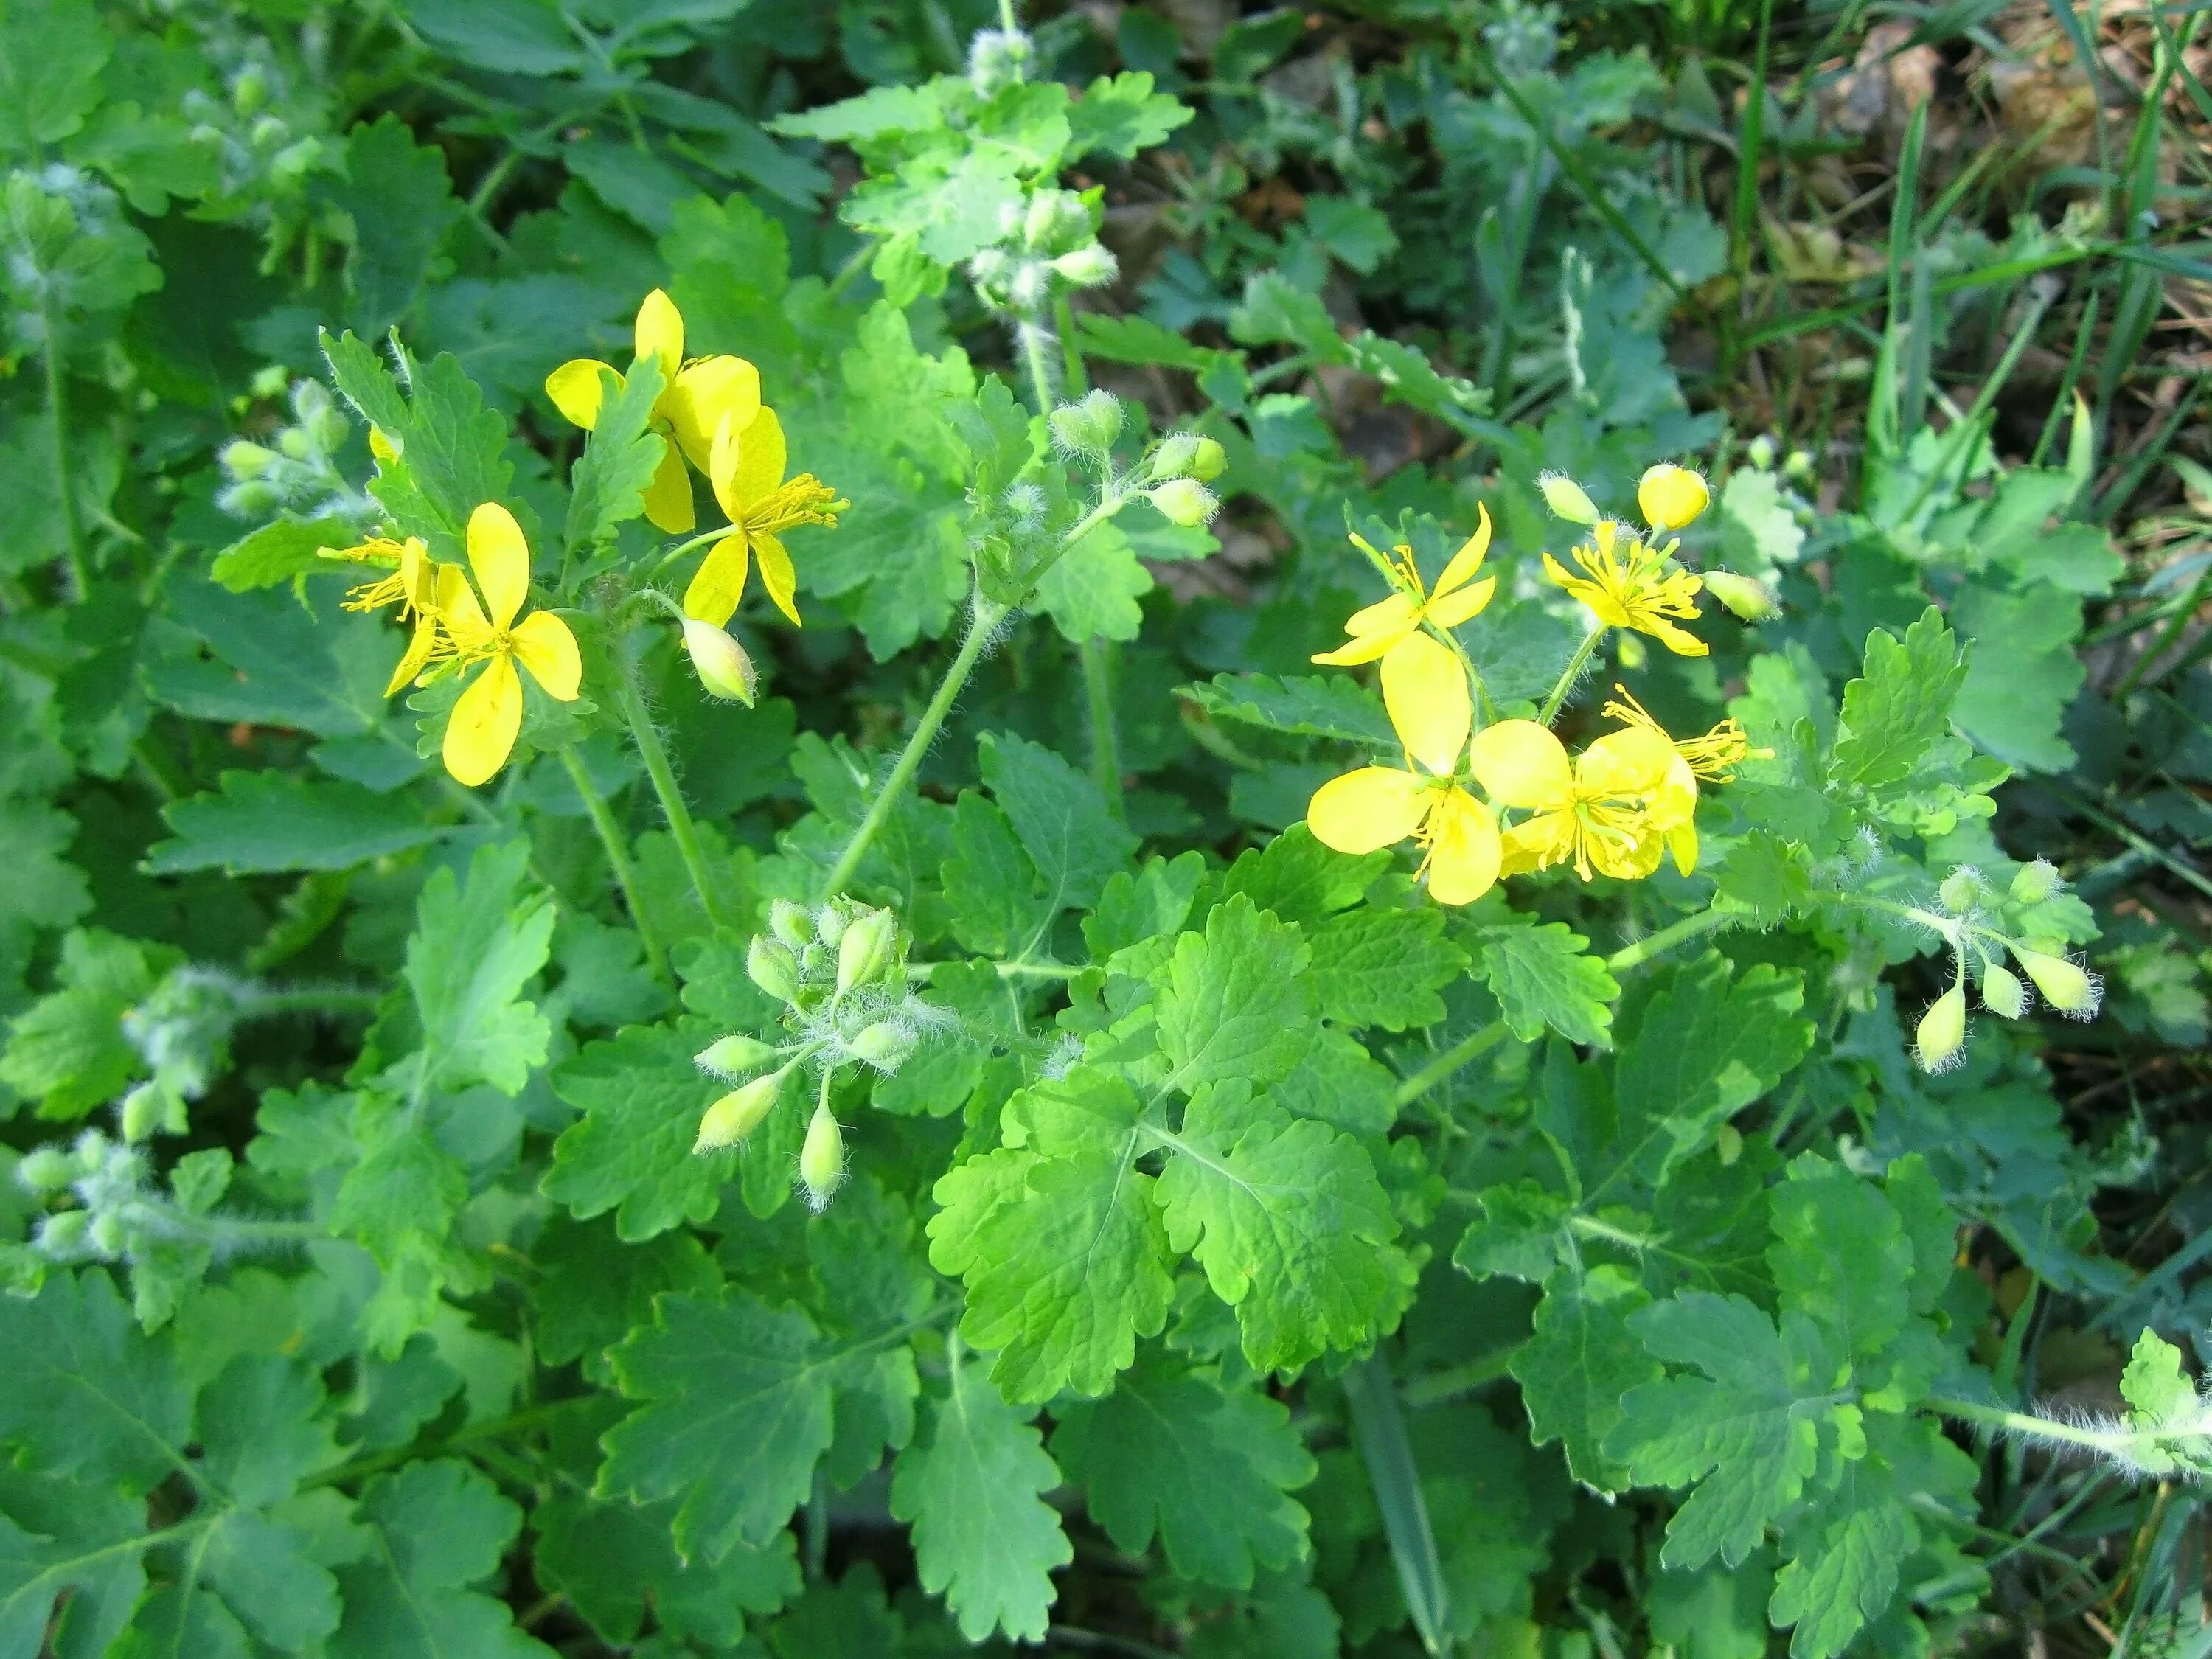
[1467, 719, 1697, 881]
[544, 288, 762, 537]
[1543, 521, 1708, 658]
[1601, 685, 1763, 782]
[1638, 463, 1710, 532]
[682, 406, 844, 629]
[324, 535, 457, 698]
[437, 504, 583, 787]
[1312, 505, 1497, 667]
[1307, 632, 1501, 905]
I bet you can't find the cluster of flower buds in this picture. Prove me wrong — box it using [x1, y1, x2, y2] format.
[692, 899, 947, 1212]
[116, 967, 253, 1142]
[967, 188, 1118, 319]
[220, 378, 374, 523]
[1539, 462, 1778, 621]
[1913, 860, 2102, 1072]
[180, 43, 322, 207]
[967, 26, 1037, 96]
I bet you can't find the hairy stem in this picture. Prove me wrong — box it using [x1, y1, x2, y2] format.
[616, 669, 731, 931]
[1537, 625, 1606, 726]
[821, 593, 1009, 900]
[561, 745, 672, 987]
[1929, 1396, 2165, 1462]
[42, 305, 86, 597]
[1394, 1020, 1509, 1106]
[1081, 636, 1124, 815]
[1604, 906, 1732, 971]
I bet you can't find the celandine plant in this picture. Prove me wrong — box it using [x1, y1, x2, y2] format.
[0, 2, 2199, 1657]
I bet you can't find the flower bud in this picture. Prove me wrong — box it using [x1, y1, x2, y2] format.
[1049, 244, 1118, 288]
[681, 619, 757, 706]
[1538, 471, 1601, 525]
[2011, 945, 2101, 1018]
[119, 1082, 168, 1144]
[769, 900, 813, 950]
[799, 1102, 846, 1211]
[17, 1147, 76, 1193]
[747, 936, 799, 1003]
[1700, 570, 1779, 621]
[852, 1021, 918, 1071]
[1938, 867, 1983, 914]
[837, 907, 899, 993]
[1023, 188, 1088, 251]
[279, 428, 314, 461]
[1146, 479, 1219, 527]
[221, 439, 279, 479]
[1914, 982, 1967, 1073]
[1049, 389, 1124, 456]
[2009, 860, 2063, 905]
[1980, 963, 2029, 1020]
[36, 1209, 91, 1259]
[1152, 433, 1227, 484]
[88, 1211, 127, 1258]
[1186, 437, 1226, 482]
[695, 1033, 782, 1079]
[1639, 463, 1711, 532]
[1747, 435, 1776, 470]
[815, 905, 848, 947]
[694, 1070, 785, 1153]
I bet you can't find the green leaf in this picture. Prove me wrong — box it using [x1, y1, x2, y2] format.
[0, 799, 90, 944]
[1607, 1292, 1830, 1570]
[1830, 608, 1967, 792]
[0, 1271, 190, 1490]
[1767, 1157, 1913, 1363]
[1032, 521, 1154, 643]
[1510, 1263, 1659, 1490]
[147, 771, 447, 875]
[149, 577, 390, 740]
[1305, 196, 1398, 274]
[1052, 1362, 1313, 1588]
[888, 1360, 1071, 1642]
[1217, 823, 1385, 926]
[330, 1461, 552, 1658]
[535, 1493, 799, 1646]
[1, 930, 175, 1119]
[1082, 852, 1206, 960]
[209, 518, 358, 593]
[320, 334, 515, 564]
[941, 793, 1051, 959]
[1302, 906, 1468, 1032]
[1476, 919, 1618, 1046]
[2119, 1328, 2212, 1477]
[1951, 581, 2084, 773]
[564, 356, 669, 555]
[928, 1068, 1173, 1402]
[1156, 1088, 1412, 1371]
[392, 841, 554, 1098]
[1185, 672, 1394, 745]
[530, 1217, 722, 1383]
[1065, 70, 1193, 160]
[601, 1290, 844, 1561]
[978, 732, 1136, 914]
[0, 0, 107, 154]
[1767, 1454, 1915, 1659]
[397, 0, 585, 74]
[1158, 896, 1315, 1089]
[319, 116, 462, 333]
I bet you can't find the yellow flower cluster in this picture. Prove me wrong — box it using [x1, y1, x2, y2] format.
[547, 289, 842, 629]
[328, 504, 581, 787]
[1304, 472, 1759, 906]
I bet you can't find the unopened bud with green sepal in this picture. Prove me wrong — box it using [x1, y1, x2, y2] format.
[799, 1102, 846, 1211]
[748, 936, 799, 1003]
[2009, 860, 2063, 905]
[695, 1034, 782, 1079]
[2011, 944, 2101, 1018]
[1915, 981, 1967, 1072]
[1980, 963, 2028, 1020]
[852, 1022, 918, 1071]
[1147, 479, 1218, 526]
[837, 908, 899, 993]
[695, 1070, 786, 1153]
[1538, 471, 1601, 525]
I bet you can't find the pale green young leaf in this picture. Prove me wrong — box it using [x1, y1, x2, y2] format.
[1157, 896, 1315, 1088]
[2119, 1328, 2212, 1476]
[1032, 521, 1155, 644]
[1830, 608, 1966, 792]
[1477, 919, 1618, 1046]
[330, 1461, 552, 1659]
[1065, 70, 1194, 160]
[1155, 1088, 1412, 1371]
[0, 929, 174, 1119]
[535, 1493, 799, 1648]
[888, 1360, 1071, 1642]
[1051, 1362, 1313, 1588]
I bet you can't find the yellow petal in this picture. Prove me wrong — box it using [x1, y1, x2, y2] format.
[1343, 591, 1419, 639]
[684, 535, 751, 627]
[727, 405, 787, 515]
[1468, 720, 1571, 810]
[1307, 767, 1428, 854]
[434, 560, 490, 646]
[1499, 810, 1573, 874]
[634, 288, 684, 384]
[1422, 787, 1500, 905]
[1380, 633, 1470, 776]
[1425, 575, 1495, 630]
[1577, 726, 1677, 801]
[445, 654, 521, 787]
[753, 530, 800, 626]
[1638, 463, 1710, 532]
[1666, 818, 1700, 876]
[1648, 616, 1710, 658]
[509, 610, 582, 701]
[466, 502, 530, 633]
[545, 359, 617, 429]
[1312, 628, 1405, 667]
[1591, 828, 1666, 881]
[384, 616, 440, 698]
[641, 436, 695, 534]
[1433, 503, 1492, 596]
[664, 356, 762, 471]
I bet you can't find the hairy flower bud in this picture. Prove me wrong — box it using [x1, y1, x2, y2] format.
[1700, 570, 1779, 621]
[221, 439, 279, 479]
[1747, 435, 1777, 470]
[36, 1209, 91, 1259]
[1639, 463, 1710, 532]
[694, 1070, 785, 1153]
[17, 1147, 75, 1193]
[1915, 982, 1967, 1072]
[2009, 860, 2063, 905]
[1146, 479, 1219, 527]
[1938, 867, 1983, 914]
[1023, 188, 1089, 251]
[852, 1021, 918, 1071]
[681, 619, 757, 706]
[747, 936, 799, 1004]
[2011, 945, 2101, 1018]
[1538, 471, 1601, 525]
[695, 1033, 781, 1079]
[1049, 244, 1118, 288]
[1980, 963, 2029, 1020]
[88, 1211, 126, 1257]
[119, 1082, 167, 1144]
[1049, 389, 1124, 456]
[837, 908, 898, 993]
[769, 900, 813, 950]
[799, 1102, 846, 1211]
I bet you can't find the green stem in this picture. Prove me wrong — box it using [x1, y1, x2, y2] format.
[1020, 321, 1058, 415]
[1080, 636, 1124, 816]
[1604, 906, 1732, 971]
[1394, 1020, 1509, 1106]
[41, 307, 86, 597]
[305, 1397, 603, 1491]
[616, 669, 731, 931]
[1927, 1396, 2151, 1459]
[1536, 627, 1604, 725]
[821, 593, 1009, 900]
[561, 746, 672, 987]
